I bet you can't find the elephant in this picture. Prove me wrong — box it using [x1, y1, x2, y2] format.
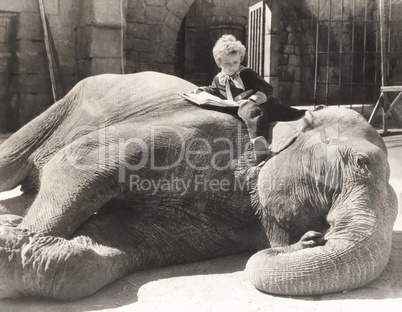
[0, 72, 398, 301]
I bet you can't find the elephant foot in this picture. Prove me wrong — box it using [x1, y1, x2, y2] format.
[0, 225, 32, 299]
[0, 214, 23, 227]
[296, 231, 326, 249]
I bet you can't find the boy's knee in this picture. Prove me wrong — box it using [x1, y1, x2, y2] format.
[238, 101, 263, 121]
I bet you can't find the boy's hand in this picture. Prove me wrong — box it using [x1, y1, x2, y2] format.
[235, 90, 254, 101]
[249, 91, 267, 104]
[236, 99, 249, 106]
[194, 88, 205, 94]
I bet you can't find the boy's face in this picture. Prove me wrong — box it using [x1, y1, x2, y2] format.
[219, 53, 241, 76]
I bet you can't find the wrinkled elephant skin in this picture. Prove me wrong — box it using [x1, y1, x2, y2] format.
[0, 72, 397, 300]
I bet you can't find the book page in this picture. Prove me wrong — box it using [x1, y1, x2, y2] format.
[180, 91, 238, 107]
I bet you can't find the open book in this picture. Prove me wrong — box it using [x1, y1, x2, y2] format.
[180, 91, 239, 107]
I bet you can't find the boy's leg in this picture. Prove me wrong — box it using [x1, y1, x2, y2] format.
[261, 97, 306, 122]
[251, 136, 270, 163]
[237, 101, 271, 163]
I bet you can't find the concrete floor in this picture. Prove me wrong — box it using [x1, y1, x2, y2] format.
[0, 133, 401, 312]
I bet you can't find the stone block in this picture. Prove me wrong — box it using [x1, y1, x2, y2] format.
[300, 82, 314, 103]
[140, 52, 152, 62]
[0, 26, 6, 43]
[139, 62, 153, 72]
[47, 16, 75, 41]
[19, 92, 53, 127]
[155, 44, 175, 64]
[165, 11, 181, 32]
[93, 0, 121, 26]
[0, 0, 37, 13]
[279, 53, 289, 66]
[80, 0, 121, 27]
[0, 55, 11, 72]
[288, 33, 295, 45]
[282, 44, 295, 55]
[17, 49, 47, 74]
[151, 63, 175, 75]
[145, 6, 167, 25]
[278, 81, 292, 102]
[17, 39, 44, 54]
[146, 0, 166, 6]
[294, 44, 311, 55]
[19, 73, 51, 93]
[52, 40, 76, 76]
[265, 76, 279, 97]
[88, 57, 122, 75]
[125, 50, 140, 64]
[43, 0, 60, 15]
[128, 0, 144, 9]
[290, 82, 302, 104]
[160, 26, 177, 49]
[281, 65, 295, 81]
[300, 54, 313, 67]
[126, 38, 155, 52]
[75, 26, 120, 59]
[288, 55, 301, 66]
[167, 0, 189, 19]
[127, 9, 146, 24]
[17, 12, 42, 40]
[126, 23, 160, 39]
[263, 34, 280, 76]
[294, 66, 301, 82]
[77, 57, 122, 78]
[59, 0, 81, 27]
[279, 31, 288, 44]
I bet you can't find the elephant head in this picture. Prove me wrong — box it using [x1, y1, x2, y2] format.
[245, 108, 398, 295]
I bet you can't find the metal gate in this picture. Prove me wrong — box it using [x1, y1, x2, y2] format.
[248, 1, 266, 77]
[313, 0, 402, 109]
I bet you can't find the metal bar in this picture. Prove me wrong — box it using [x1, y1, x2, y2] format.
[361, 0, 368, 113]
[325, 0, 332, 105]
[385, 91, 402, 115]
[339, 0, 344, 98]
[369, 93, 383, 123]
[350, 0, 356, 109]
[257, 8, 262, 75]
[46, 16, 66, 97]
[379, 0, 387, 87]
[37, 0, 57, 102]
[313, 0, 320, 106]
[261, 1, 266, 77]
[383, 92, 389, 132]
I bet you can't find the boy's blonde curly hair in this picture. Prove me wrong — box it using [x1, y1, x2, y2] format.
[212, 34, 246, 66]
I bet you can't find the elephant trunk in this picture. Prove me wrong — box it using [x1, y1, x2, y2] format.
[246, 179, 398, 295]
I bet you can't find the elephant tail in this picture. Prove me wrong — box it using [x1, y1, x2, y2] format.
[245, 176, 398, 295]
[0, 94, 75, 192]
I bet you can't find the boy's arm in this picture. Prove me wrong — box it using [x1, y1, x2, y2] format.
[240, 68, 274, 103]
[196, 78, 222, 97]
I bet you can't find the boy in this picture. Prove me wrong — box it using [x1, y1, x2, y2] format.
[196, 34, 306, 163]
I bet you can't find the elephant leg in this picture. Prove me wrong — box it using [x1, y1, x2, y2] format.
[0, 191, 36, 216]
[18, 134, 124, 238]
[0, 214, 136, 300]
[1, 202, 218, 300]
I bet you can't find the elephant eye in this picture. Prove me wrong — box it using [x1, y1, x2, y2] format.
[353, 153, 369, 176]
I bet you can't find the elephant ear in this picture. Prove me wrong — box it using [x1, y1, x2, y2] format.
[268, 113, 309, 153]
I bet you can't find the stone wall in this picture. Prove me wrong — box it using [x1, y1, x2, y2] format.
[125, 0, 194, 74]
[1, 0, 401, 132]
[0, 0, 80, 131]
